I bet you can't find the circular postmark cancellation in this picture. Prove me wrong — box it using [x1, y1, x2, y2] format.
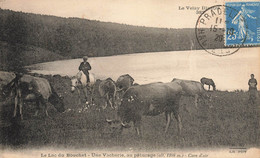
[195, 5, 247, 56]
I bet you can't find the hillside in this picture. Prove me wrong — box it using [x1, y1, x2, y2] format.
[0, 41, 65, 72]
[0, 9, 223, 71]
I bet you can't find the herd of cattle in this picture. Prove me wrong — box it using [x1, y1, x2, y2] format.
[0, 70, 216, 136]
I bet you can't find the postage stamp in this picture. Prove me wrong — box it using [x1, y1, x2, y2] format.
[195, 5, 243, 56]
[225, 1, 260, 46]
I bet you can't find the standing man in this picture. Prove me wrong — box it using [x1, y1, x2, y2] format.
[248, 74, 258, 104]
[79, 56, 92, 84]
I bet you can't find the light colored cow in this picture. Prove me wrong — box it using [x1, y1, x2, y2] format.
[172, 78, 211, 108]
[97, 78, 118, 109]
[70, 71, 96, 104]
[1, 71, 65, 119]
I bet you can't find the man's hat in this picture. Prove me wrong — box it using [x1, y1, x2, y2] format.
[83, 56, 88, 60]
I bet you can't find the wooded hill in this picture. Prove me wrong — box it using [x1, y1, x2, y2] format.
[0, 9, 223, 71]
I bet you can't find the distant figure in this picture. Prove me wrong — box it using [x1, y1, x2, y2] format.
[248, 74, 258, 104]
[200, 77, 216, 91]
[78, 56, 92, 84]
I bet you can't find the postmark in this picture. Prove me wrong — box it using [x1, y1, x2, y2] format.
[195, 5, 245, 56]
[225, 2, 260, 46]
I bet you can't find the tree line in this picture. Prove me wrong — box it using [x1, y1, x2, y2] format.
[0, 9, 223, 71]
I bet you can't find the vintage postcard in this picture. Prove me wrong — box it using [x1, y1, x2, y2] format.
[0, 0, 259, 158]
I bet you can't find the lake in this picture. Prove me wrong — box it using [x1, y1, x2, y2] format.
[26, 48, 259, 91]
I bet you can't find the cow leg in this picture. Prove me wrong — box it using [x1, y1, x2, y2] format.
[89, 86, 94, 104]
[85, 86, 93, 104]
[43, 101, 49, 118]
[106, 94, 110, 108]
[112, 90, 117, 109]
[164, 111, 171, 134]
[134, 118, 142, 137]
[16, 88, 23, 119]
[103, 98, 108, 109]
[13, 95, 18, 118]
[18, 91, 23, 120]
[134, 122, 141, 137]
[110, 97, 115, 109]
[173, 110, 182, 135]
[44, 105, 49, 117]
[101, 93, 108, 109]
[82, 87, 88, 103]
[76, 88, 81, 105]
[108, 94, 114, 109]
[208, 85, 210, 90]
[34, 100, 40, 116]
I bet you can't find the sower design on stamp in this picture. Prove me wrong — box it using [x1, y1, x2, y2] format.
[226, 2, 260, 46]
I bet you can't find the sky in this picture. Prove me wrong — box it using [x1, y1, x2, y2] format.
[0, 0, 225, 28]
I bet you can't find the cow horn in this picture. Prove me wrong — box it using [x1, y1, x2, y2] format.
[106, 119, 113, 123]
[121, 122, 127, 127]
[116, 88, 124, 92]
[121, 122, 131, 128]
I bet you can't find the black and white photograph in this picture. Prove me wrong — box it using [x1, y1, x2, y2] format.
[0, 0, 259, 157]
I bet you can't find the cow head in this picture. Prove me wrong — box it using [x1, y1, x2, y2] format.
[1, 74, 22, 98]
[105, 119, 131, 136]
[213, 84, 216, 91]
[49, 92, 66, 113]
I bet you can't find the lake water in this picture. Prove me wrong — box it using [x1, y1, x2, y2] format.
[26, 48, 259, 91]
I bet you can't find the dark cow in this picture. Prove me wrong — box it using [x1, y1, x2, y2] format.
[200, 77, 216, 91]
[97, 78, 118, 109]
[172, 78, 211, 108]
[107, 82, 183, 136]
[1, 72, 65, 119]
[116, 74, 134, 97]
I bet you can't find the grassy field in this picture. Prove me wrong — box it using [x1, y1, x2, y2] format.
[0, 75, 259, 150]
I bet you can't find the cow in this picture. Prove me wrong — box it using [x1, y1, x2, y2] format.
[116, 74, 134, 97]
[172, 78, 211, 108]
[106, 82, 183, 136]
[1, 72, 65, 120]
[200, 77, 216, 91]
[96, 78, 118, 109]
[70, 71, 96, 104]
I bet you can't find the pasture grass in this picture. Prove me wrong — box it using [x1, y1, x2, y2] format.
[0, 76, 259, 150]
